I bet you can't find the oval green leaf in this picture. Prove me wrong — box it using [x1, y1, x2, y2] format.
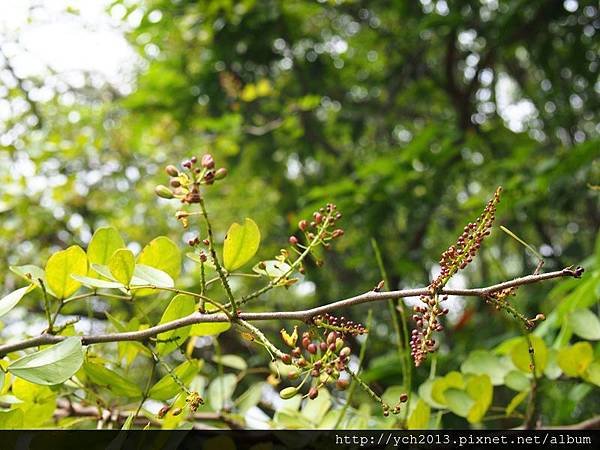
[108, 249, 135, 286]
[407, 398, 431, 429]
[510, 335, 547, 377]
[568, 308, 600, 340]
[8, 337, 84, 385]
[131, 264, 174, 288]
[466, 374, 493, 423]
[207, 373, 237, 411]
[9, 265, 46, 288]
[137, 236, 181, 280]
[557, 342, 594, 377]
[148, 359, 202, 400]
[83, 361, 142, 398]
[45, 246, 88, 299]
[87, 227, 126, 268]
[223, 218, 261, 271]
[0, 286, 30, 318]
[190, 304, 231, 337]
[155, 294, 196, 356]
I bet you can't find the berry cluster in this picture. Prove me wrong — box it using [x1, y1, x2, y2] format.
[155, 154, 227, 204]
[287, 204, 343, 271]
[311, 313, 368, 337]
[411, 187, 502, 367]
[278, 327, 356, 400]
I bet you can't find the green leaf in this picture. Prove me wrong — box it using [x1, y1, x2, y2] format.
[431, 371, 464, 405]
[207, 374, 237, 411]
[444, 388, 474, 418]
[212, 354, 247, 371]
[557, 342, 594, 377]
[544, 349, 563, 380]
[568, 308, 600, 340]
[108, 249, 135, 286]
[90, 264, 117, 281]
[190, 303, 231, 336]
[122, 413, 135, 430]
[131, 264, 174, 288]
[223, 218, 261, 271]
[418, 379, 446, 409]
[460, 350, 511, 385]
[583, 361, 600, 386]
[8, 337, 84, 385]
[0, 286, 30, 318]
[87, 227, 126, 268]
[504, 370, 531, 392]
[9, 265, 46, 288]
[236, 382, 265, 415]
[70, 275, 124, 289]
[466, 374, 493, 424]
[137, 236, 181, 280]
[148, 359, 202, 400]
[506, 390, 529, 416]
[0, 409, 24, 428]
[45, 245, 88, 299]
[83, 362, 142, 398]
[510, 335, 547, 377]
[407, 398, 431, 429]
[155, 294, 196, 356]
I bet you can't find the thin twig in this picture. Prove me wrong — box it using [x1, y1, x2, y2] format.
[0, 268, 582, 356]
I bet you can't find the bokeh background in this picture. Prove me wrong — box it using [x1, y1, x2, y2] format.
[0, 0, 598, 428]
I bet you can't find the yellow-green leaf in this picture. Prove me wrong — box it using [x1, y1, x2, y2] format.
[87, 227, 125, 269]
[557, 342, 594, 377]
[466, 374, 493, 423]
[506, 390, 529, 416]
[83, 362, 142, 398]
[137, 236, 181, 280]
[0, 286, 30, 318]
[223, 218, 261, 271]
[148, 359, 202, 400]
[407, 398, 430, 429]
[45, 246, 88, 299]
[8, 337, 84, 385]
[190, 303, 231, 336]
[510, 335, 547, 377]
[155, 294, 196, 356]
[136, 237, 181, 296]
[108, 249, 135, 286]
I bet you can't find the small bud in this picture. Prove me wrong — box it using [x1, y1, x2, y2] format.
[289, 236, 299, 246]
[400, 393, 408, 403]
[336, 379, 350, 391]
[165, 165, 179, 177]
[214, 167, 228, 180]
[201, 154, 215, 169]
[190, 156, 198, 164]
[258, 261, 267, 270]
[157, 405, 170, 418]
[171, 407, 182, 416]
[340, 347, 351, 358]
[308, 387, 319, 400]
[155, 185, 174, 199]
[314, 212, 323, 224]
[281, 354, 292, 365]
[298, 220, 308, 231]
[307, 343, 317, 354]
[280, 387, 299, 400]
[170, 179, 181, 188]
[335, 338, 344, 352]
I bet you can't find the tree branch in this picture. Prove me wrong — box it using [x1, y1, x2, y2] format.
[0, 267, 582, 356]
